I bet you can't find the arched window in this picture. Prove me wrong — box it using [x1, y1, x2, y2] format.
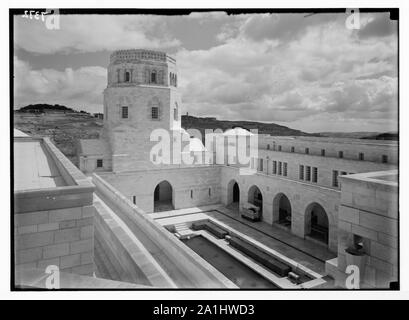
[151, 70, 157, 84]
[125, 71, 130, 82]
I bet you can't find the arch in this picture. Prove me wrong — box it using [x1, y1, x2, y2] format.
[305, 202, 329, 245]
[227, 179, 240, 206]
[125, 71, 130, 82]
[154, 180, 174, 212]
[247, 185, 263, 215]
[273, 193, 292, 228]
[151, 70, 157, 84]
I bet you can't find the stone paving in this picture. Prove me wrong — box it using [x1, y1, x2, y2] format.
[215, 206, 336, 262]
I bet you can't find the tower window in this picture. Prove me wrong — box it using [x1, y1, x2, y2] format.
[151, 107, 159, 119]
[321, 149, 326, 156]
[190, 190, 193, 199]
[359, 152, 364, 160]
[291, 146, 295, 153]
[338, 151, 344, 158]
[96, 159, 103, 168]
[272, 161, 277, 174]
[121, 106, 128, 119]
[151, 71, 157, 84]
[125, 71, 130, 82]
[312, 167, 318, 183]
[382, 155, 388, 163]
[267, 144, 270, 150]
[278, 161, 282, 175]
[278, 145, 282, 151]
[332, 170, 339, 187]
[283, 162, 288, 176]
[305, 148, 309, 154]
[299, 165, 304, 180]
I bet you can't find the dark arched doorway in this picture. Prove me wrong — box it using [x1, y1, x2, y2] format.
[273, 193, 292, 228]
[305, 203, 329, 245]
[247, 185, 263, 215]
[227, 179, 240, 213]
[233, 183, 240, 203]
[154, 180, 174, 212]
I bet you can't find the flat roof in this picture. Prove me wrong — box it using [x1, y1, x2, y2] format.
[262, 135, 398, 147]
[14, 139, 66, 191]
[14, 129, 29, 137]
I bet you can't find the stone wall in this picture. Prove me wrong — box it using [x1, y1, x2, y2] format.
[328, 170, 398, 288]
[14, 205, 95, 276]
[258, 135, 398, 164]
[257, 148, 395, 190]
[14, 136, 96, 278]
[98, 166, 222, 213]
[92, 173, 233, 288]
[103, 86, 182, 172]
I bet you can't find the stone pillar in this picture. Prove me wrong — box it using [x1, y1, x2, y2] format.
[291, 205, 305, 238]
[263, 198, 273, 225]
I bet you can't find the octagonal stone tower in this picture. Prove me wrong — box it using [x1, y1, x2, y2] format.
[102, 49, 183, 172]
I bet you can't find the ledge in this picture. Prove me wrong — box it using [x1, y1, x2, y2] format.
[14, 135, 95, 213]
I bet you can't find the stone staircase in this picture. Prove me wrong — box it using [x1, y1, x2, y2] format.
[174, 222, 194, 239]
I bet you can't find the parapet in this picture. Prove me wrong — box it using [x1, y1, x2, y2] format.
[109, 49, 175, 65]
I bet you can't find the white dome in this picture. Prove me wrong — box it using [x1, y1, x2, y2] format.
[223, 127, 254, 136]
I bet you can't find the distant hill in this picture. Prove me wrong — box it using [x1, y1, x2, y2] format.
[16, 103, 84, 114]
[317, 131, 399, 141]
[181, 115, 315, 137]
[361, 132, 399, 141]
[316, 132, 381, 139]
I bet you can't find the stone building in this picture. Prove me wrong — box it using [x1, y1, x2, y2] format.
[77, 49, 399, 288]
[14, 130, 95, 278]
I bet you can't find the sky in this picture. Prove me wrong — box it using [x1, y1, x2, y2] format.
[13, 11, 398, 133]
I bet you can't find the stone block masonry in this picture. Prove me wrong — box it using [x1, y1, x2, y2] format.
[15, 205, 95, 276]
[328, 170, 398, 288]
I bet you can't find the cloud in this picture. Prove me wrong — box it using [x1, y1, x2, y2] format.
[14, 57, 106, 113]
[175, 13, 397, 131]
[358, 13, 397, 39]
[13, 12, 398, 132]
[14, 15, 181, 54]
